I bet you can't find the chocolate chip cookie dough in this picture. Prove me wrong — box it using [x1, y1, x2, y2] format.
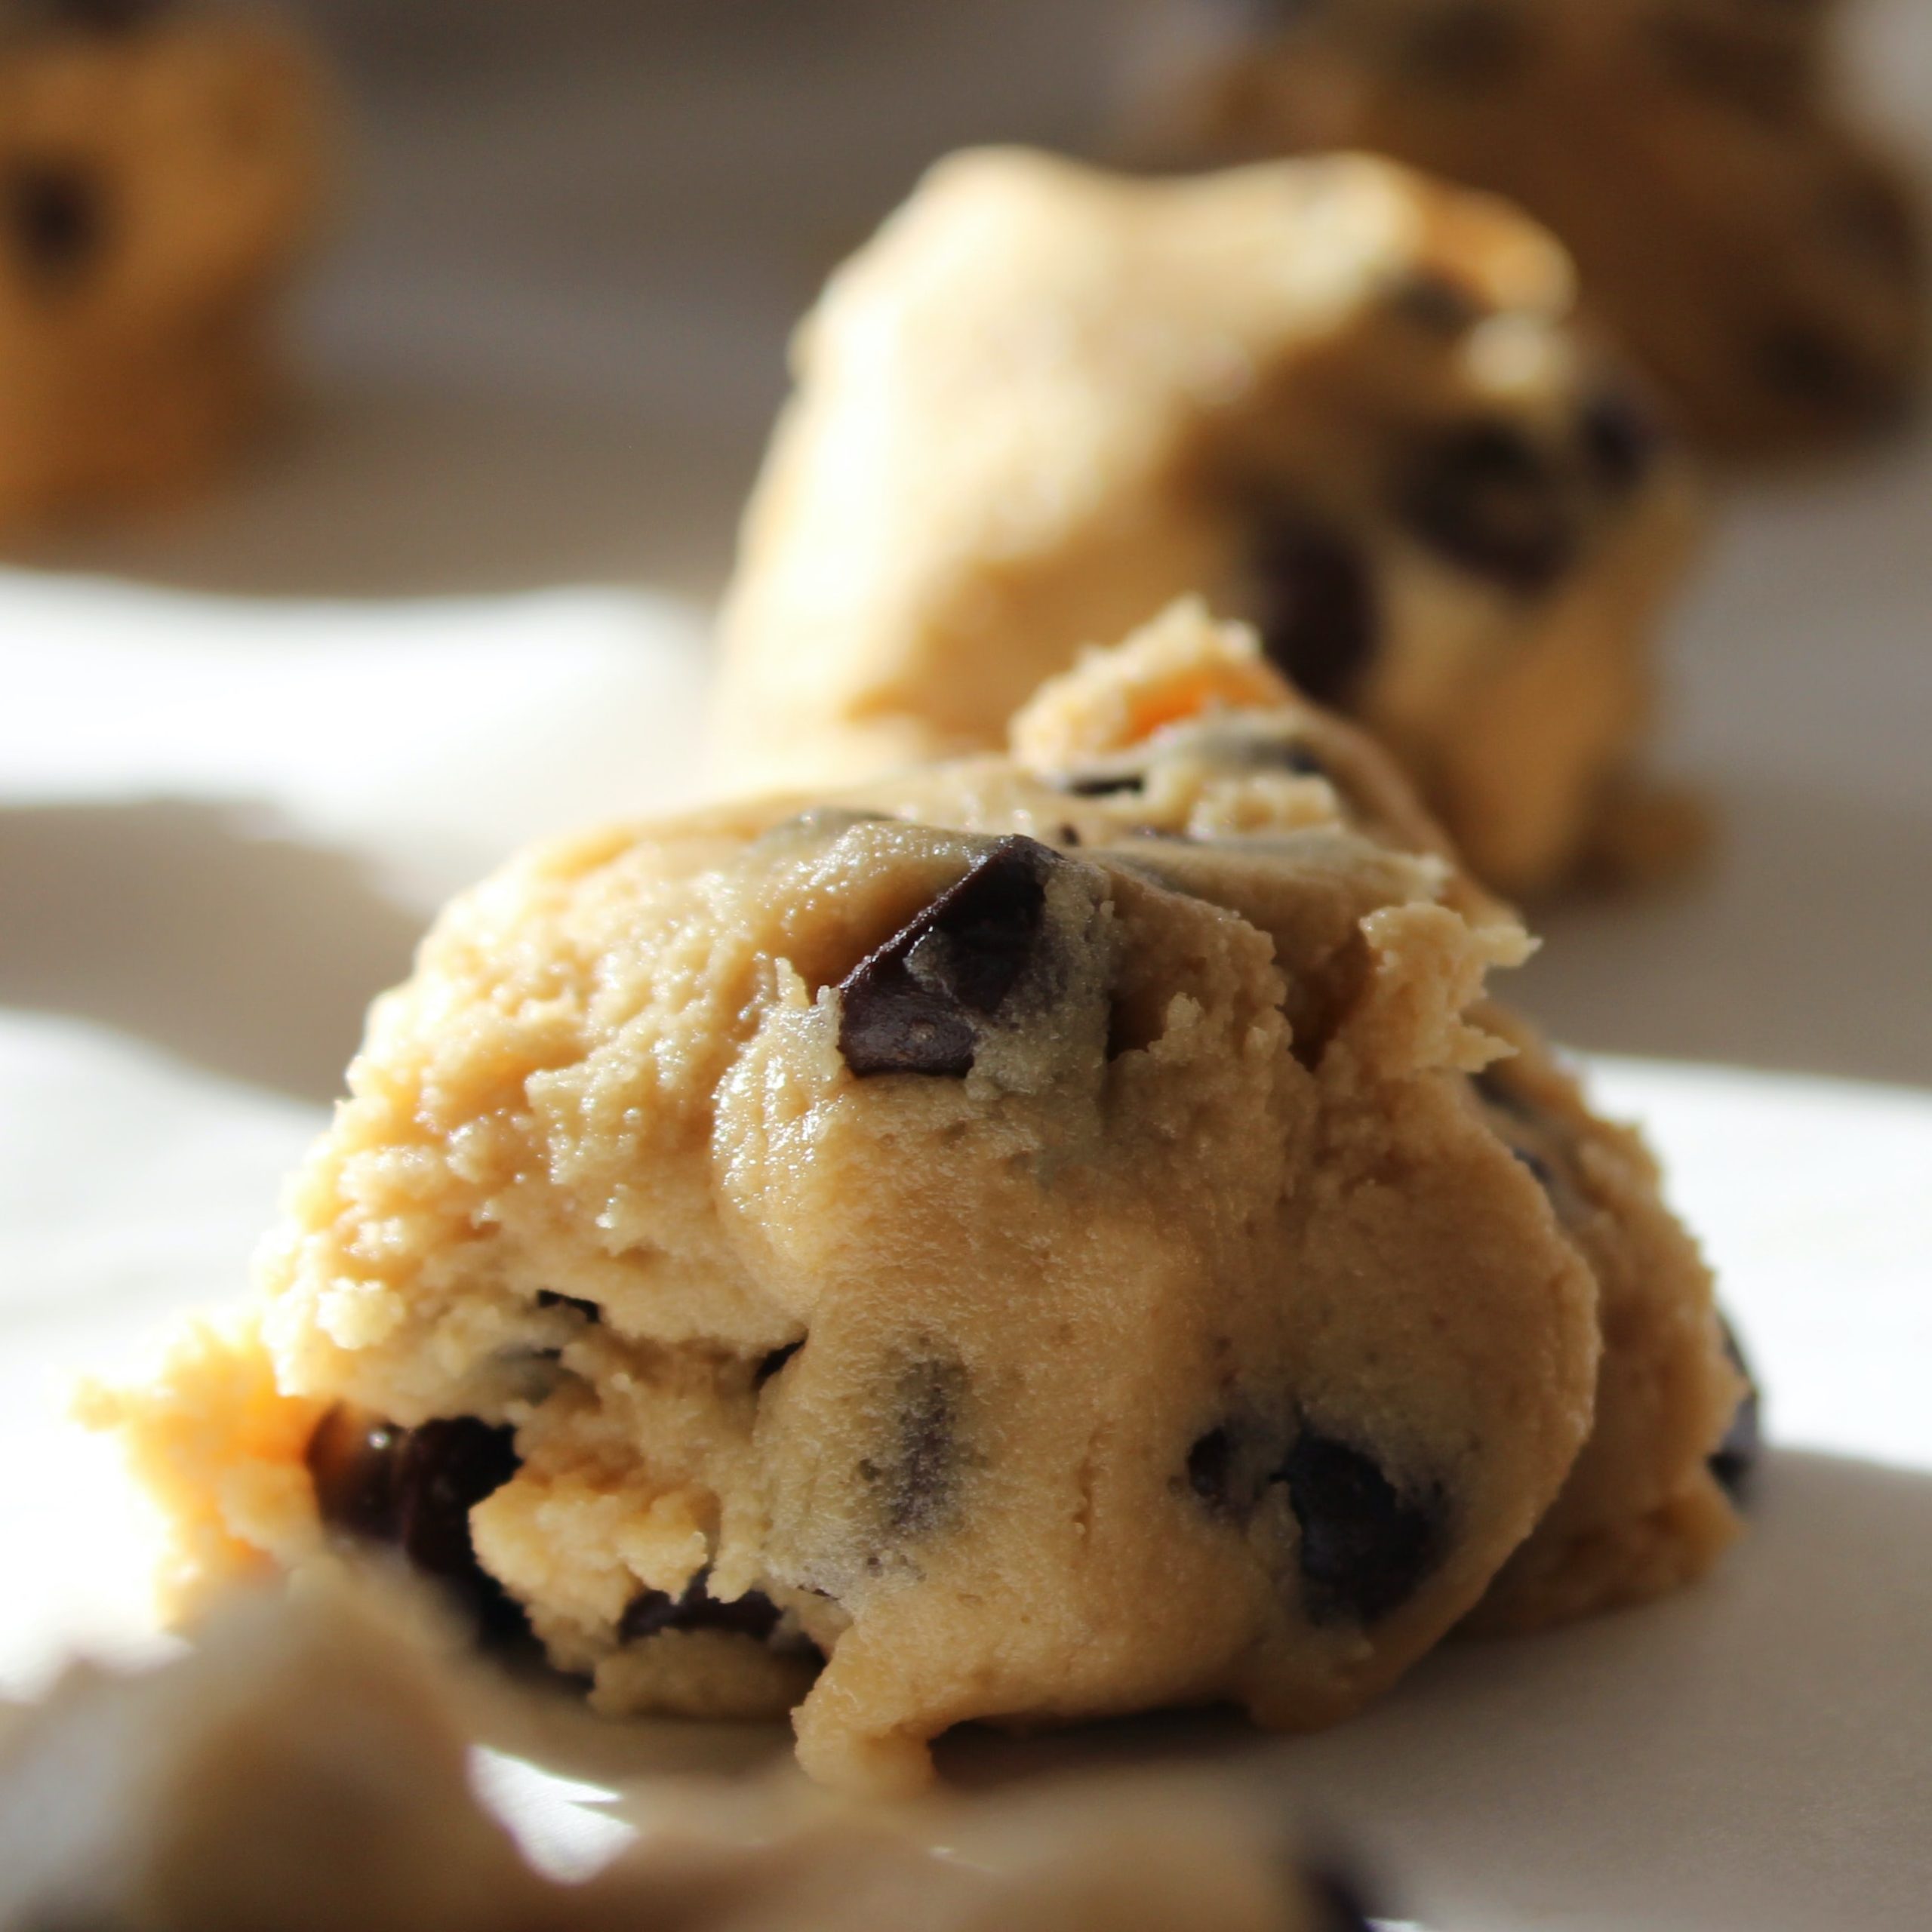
[1161, 0, 1926, 461]
[93, 608, 1746, 1795]
[715, 149, 1703, 897]
[0, 1584, 1384, 1932]
[0, 0, 329, 529]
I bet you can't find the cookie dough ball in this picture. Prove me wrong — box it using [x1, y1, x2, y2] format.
[0, 1585, 549, 1932]
[1164, 0, 1926, 461]
[0, 0, 330, 528]
[100, 610, 1743, 1795]
[715, 148, 1703, 897]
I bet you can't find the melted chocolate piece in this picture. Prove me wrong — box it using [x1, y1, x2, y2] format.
[534, 1290, 601, 1323]
[1710, 1316, 1763, 1500]
[858, 1356, 967, 1539]
[1061, 771, 1146, 798]
[1251, 514, 1380, 707]
[306, 1409, 530, 1651]
[1396, 422, 1578, 592]
[838, 837, 1055, 1077]
[1283, 1431, 1444, 1625]
[619, 1567, 786, 1645]
[7, 160, 106, 284]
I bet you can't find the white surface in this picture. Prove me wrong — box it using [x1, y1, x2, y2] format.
[4, 2, 1932, 1928]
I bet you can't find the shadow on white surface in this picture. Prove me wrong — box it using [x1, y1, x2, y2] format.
[2, 380, 757, 605]
[1520, 774, 1932, 1088]
[0, 800, 423, 1104]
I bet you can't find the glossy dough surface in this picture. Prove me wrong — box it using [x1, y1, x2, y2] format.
[1167, 0, 1927, 461]
[98, 611, 1744, 1794]
[0, 0, 328, 526]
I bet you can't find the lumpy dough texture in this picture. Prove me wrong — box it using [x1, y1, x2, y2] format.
[1165, 0, 1926, 462]
[0, 0, 328, 528]
[102, 608, 1743, 1795]
[715, 148, 1705, 897]
[0, 1584, 1379, 1932]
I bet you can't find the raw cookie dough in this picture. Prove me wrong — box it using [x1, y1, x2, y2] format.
[95, 608, 1744, 1795]
[715, 147, 1704, 897]
[0, 0, 329, 529]
[0, 1583, 1383, 1932]
[1161, 0, 1926, 461]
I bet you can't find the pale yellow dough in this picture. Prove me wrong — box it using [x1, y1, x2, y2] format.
[100, 609, 1742, 1795]
[715, 148, 1703, 895]
[0, 3, 330, 529]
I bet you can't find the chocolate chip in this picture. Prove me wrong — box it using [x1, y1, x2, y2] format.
[619, 1566, 786, 1644]
[305, 1405, 405, 1545]
[1710, 1316, 1763, 1500]
[7, 161, 107, 285]
[756, 1340, 803, 1386]
[838, 837, 1056, 1078]
[1580, 389, 1665, 495]
[1306, 1861, 1383, 1932]
[1283, 1432, 1444, 1625]
[1396, 422, 1578, 592]
[1251, 514, 1380, 706]
[1401, 2, 1532, 86]
[534, 1291, 601, 1323]
[306, 1409, 530, 1651]
[857, 1356, 966, 1539]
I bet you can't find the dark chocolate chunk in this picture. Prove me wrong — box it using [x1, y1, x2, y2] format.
[534, 1290, 601, 1323]
[1251, 514, 1380, 706]
[1400, 2, 1532, 86]
[306, 1408, 529, 1651]
[756, 1340, 804, 1386]
[1580, 389, 1665, 496]
[1710, 1316, 1763, 1500]
[305, 1404, 405, 1546]
[1282, 1431, 1444, 1625]
[7, 160, 107, 285]
[857, 1355, 967, 1539]
[838, 836, 1055, 1078]
[619, 1566, 786, 1645]
[1396, 421, 1578, 592]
